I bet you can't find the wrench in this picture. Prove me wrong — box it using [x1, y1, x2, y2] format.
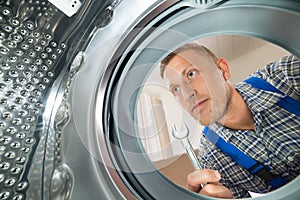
[172, 123, 206, 188]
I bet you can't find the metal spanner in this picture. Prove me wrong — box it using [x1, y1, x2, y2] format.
[172, 123, 206, 188]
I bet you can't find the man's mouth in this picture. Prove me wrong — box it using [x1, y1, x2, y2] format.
[192, 99, 208, 112]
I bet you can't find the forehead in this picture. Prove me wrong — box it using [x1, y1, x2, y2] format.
[167, 53, 191, 71]
[164, 55, 191, 81]
[164, 49, 215, 77]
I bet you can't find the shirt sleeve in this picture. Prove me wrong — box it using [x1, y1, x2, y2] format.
[253, 55, 300, 100]
[276, 55, 300, 94]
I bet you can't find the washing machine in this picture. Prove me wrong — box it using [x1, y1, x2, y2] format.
[0, 0, 299, 199]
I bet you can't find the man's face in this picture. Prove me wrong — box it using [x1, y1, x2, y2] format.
[164, 50, 231, 126]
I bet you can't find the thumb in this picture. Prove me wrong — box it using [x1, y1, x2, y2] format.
[187, 169, 221, 187]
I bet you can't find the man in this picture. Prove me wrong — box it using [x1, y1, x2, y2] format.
[160, 43, 300, 198]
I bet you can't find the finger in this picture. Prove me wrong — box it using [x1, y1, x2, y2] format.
[210, 181, 222, 186]
[188, 184, 201, 193]
[200, 184, 233, 199]
[187, 181, 221, 193]
[187, 169, 221, 188]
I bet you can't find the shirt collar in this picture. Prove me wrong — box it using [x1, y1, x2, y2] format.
[235, 81, 286, 132]
[235, 81, 285, 113]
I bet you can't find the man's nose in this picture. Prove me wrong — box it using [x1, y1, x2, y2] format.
[181, 82, 195, 100]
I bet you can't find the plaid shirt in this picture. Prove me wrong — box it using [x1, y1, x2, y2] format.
[198, 55, 300, 198]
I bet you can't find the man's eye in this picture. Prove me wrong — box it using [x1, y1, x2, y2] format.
[187, 70, 197, 78]
[173, 87, 180, 93]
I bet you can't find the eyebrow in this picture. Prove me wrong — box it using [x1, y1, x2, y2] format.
[167, 64, 193, 90]
[168, 83, 175, 90]
[180, 64, 193, 76]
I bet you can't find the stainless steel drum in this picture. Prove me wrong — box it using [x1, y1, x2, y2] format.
[0, 0, 113, 199]
[0, 0, 299, 200]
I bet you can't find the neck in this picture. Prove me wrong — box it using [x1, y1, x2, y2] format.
[217, 85, 255, 131]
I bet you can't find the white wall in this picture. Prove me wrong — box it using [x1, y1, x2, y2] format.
[229, 43, 290, 84]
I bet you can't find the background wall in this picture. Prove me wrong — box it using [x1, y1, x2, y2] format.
[229, 42, 290, 84]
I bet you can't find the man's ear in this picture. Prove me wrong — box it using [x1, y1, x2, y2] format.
[217, 58, 231, 80]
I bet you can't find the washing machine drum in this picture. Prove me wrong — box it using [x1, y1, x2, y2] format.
[0, 0, 299, 200]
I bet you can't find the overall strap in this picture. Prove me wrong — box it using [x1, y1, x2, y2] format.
[203, 127, 288, 189]
[244, 76, 300, 116]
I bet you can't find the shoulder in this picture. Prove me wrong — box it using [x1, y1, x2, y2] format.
[252, 55, 300, 98]
[253, 55, 299, 79]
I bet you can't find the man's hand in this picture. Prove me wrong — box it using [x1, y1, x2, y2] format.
[187, 169, 233, 199]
